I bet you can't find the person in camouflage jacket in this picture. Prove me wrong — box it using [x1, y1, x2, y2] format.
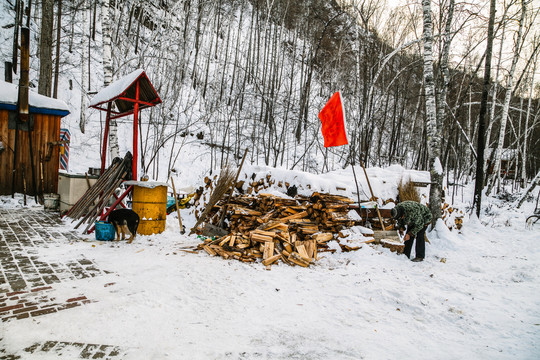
[391, 201, 432, 262]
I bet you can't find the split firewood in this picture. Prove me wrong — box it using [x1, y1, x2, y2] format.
[194, 188, 390, 268]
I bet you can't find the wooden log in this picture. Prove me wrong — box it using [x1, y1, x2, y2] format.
[263, 241, 275, 260]
[311, 233, 334, 242]
[288, 252, 309, 267]
[203, 245, 217, 256]
[295, 244, 310, 262]
[219, 236, 231, 246]
[262, 254, 281, 266]
[279, 211, 308, 221]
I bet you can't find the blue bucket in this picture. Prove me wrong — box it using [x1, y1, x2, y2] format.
[95, 221, 116, 241]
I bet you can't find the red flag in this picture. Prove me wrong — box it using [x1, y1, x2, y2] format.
[318, 91, 348, 147]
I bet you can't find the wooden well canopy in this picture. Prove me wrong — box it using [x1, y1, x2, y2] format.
[0, 80, 70, 196]
[89, 69, 161, 180]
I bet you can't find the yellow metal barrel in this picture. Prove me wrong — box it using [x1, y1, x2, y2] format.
[130, 181, 168, 235]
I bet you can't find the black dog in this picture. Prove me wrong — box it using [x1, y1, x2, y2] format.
[108, 209, 140, 243]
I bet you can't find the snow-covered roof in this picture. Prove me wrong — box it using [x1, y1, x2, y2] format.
[0, 80, 70, 117]
[89, 69, 161, 116]
[89, 69, 145, 107]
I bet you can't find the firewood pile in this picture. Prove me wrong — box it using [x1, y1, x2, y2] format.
[196, 192, 372, 269]
[64, 152, 132, 233]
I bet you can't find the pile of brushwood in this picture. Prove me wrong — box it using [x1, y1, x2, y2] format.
[196, 192, 374, 269]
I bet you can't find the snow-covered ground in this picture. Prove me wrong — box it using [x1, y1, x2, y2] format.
[1, 165, 539, 360]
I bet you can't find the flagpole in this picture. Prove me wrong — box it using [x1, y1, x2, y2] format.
[350, 146, 362, 208]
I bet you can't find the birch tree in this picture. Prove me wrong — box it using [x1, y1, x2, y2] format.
[102, 0, 119, 160]
[422, 0, 442, 224]
[80, 0, 88, 133]
[486, 0, 527, 194]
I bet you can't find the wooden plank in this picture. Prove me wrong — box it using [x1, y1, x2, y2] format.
[0, 110, 10, 194]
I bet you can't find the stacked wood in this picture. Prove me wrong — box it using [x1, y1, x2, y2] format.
[196, 192, 369, 269]
[64, 152, 132, 233]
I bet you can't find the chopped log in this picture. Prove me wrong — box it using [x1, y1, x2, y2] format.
[263, 241, 275, 260]
[219, 236, 231, 246]
[203, 245, 217, 256]
[289, 252, 310, 267]
[311, 233, 334, 242]
[262, 254, 281, 266]
[279, 211, 308, 221]
[295, 244, 310, 262]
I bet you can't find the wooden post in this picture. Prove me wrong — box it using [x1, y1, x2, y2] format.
[170, 177, 184, 234]
[4, 62, 12, 82]
[12, 27, 30, 197]
[360, 160, 386, 230]
[18, 27, 29, 123]
[101, 103, 112, 173]
[350, 162, 362, 209]
[132, 80, 140, 180]
[218, 148, 248, 227]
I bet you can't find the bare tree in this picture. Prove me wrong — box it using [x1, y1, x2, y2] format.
[38, 0, 54, 96]
[486, 0, 527, 195]
[473, 0, 497, 217]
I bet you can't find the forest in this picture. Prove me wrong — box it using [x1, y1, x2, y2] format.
[1, 0, 539, 217]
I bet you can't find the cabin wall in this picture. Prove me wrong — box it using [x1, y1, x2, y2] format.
[0, 109, 61, 196]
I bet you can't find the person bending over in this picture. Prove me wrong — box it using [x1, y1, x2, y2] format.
[391, 201, 432, 262]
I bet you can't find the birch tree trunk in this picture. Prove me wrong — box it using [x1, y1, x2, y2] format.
[486, 0, 527, 195]
[79, 0, 88, 133]
[102, 0, 119, 160]
[421, 0, 442, 224]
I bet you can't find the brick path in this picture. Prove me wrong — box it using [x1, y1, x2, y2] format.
[0, 207, 127, 359]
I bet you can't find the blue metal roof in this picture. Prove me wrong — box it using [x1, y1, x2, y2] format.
[0, 103, 70, 117]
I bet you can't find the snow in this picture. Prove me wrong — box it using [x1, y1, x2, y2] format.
[0, 80, 70, 112]
[89, 69, 145, 107]
[1, 168, 539, 359]
[123, 180, 169, 189]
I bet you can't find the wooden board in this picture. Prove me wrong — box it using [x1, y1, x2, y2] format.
[0, 110, 61, 196]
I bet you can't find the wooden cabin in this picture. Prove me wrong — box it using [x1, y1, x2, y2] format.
[0, 80, 70, 196]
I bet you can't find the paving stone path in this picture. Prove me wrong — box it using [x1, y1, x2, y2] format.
[0, 207, 127, 359]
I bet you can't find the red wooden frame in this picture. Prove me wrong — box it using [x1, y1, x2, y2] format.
[91, 71, 161, 181]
